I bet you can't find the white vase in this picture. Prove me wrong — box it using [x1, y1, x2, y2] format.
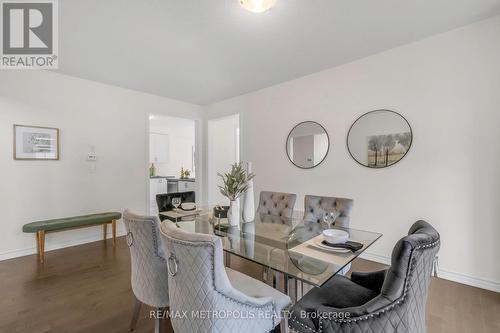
[242, 162, 255, 223]
[227, 225, 241, 251]
[228, 200, 240, 227]
[242, 222, 255, 257]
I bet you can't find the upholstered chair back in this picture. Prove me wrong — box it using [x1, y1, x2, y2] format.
[381, 221, 439, 305]
[257, 191, 297, 218]
[160, 221, 279, 333]
[289, 220, 439, 333]
[122, 210, 169, 308]
[303, 195, 353, 228]
[343, 220, 440, 333]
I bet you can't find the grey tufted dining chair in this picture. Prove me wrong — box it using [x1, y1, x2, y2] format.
[289, 220, 440, 333]
[258, 191, 297, 218]
[256, 191, 297, 285]
[303, 195, 354, 228]
[123, 210, 170, 333]
[159, 220, 292, 333]
[303, 195, 354, 275]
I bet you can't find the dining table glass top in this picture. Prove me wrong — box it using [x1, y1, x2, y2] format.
[173, 210, 382, 287]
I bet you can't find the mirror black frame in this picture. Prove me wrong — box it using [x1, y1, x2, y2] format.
[286, 121, 330, 169]
[346, 109, 413, 169]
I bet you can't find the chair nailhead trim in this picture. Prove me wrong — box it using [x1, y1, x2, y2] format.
[321, 239, 440, 324]
[289, 317, 318, 332]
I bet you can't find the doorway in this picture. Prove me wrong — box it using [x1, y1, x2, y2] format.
[148, 115, 197, 215]
[207, 114, 240, 206]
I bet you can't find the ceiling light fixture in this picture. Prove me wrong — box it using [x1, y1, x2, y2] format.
[239, 0, 277, 13]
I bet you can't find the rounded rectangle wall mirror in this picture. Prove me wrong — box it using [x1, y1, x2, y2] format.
[347, 110, 412, 168]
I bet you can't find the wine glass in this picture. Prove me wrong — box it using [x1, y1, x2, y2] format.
[172, 197, 181, 212]
[323, 210, 339, 229]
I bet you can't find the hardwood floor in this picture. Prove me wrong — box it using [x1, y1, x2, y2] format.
[0, 237, 498, 333]
[0, 238, 165, 333]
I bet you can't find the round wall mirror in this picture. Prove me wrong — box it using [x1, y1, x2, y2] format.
[347, 110, 412, 168]
[286, 121, 329, 169]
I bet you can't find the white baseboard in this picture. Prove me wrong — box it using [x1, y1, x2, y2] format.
[359, 251, 391, 266]
[359, 251, 500, 293]
[437, 269, 500, 293]
[0, 228, 127, 262]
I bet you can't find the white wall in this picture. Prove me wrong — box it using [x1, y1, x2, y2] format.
[0, 71, 202, 260]
[205, 16, 500, 290]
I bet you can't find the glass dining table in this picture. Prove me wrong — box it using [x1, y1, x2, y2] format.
[169, 209, 382, 300]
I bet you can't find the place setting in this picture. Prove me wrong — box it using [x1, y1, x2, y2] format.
[288, 211, 366, 266]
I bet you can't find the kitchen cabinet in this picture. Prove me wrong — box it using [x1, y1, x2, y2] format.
[150, 133, 169, 164]
[178, 180, 196, 192]
[149, 178, 168, 214]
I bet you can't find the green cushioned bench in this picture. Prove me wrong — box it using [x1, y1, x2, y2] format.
[23, 212, 122, 263]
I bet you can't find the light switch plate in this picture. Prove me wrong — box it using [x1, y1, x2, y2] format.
[87, 152, 97, 161]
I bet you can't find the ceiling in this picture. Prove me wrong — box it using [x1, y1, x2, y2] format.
[58, 0, 500, 105]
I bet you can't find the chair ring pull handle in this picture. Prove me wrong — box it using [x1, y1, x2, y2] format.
[126, 232, 134, 247]
[167, 254, 178, 277]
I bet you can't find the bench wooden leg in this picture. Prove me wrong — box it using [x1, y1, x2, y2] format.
[37, 231, 45, 263]
[112, 220, 116, 246]
[36, 232, 40, 256]
[103, 223, 108, 242]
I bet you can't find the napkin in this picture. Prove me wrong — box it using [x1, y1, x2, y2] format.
[321, 240, 363, 252]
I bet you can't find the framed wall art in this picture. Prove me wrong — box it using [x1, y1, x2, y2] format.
[13, 124, 60, 160]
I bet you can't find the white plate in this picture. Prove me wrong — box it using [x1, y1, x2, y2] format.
[312, 240, 351, 253]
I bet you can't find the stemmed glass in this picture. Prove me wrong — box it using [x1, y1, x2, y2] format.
[323, 210, 340, 229]
[172, 197, 181, 212]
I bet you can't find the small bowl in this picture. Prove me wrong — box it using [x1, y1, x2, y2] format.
[322, 229, 349, 244]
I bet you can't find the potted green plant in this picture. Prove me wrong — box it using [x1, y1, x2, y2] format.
[218, 162, 255, 226]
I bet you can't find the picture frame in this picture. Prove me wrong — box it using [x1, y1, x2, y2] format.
[13, 124, 60, 160]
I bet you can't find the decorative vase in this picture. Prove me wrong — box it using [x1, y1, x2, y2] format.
[242, 222, 255, 257]
[149, 163, 156, 177]
[228, 200, 240, 227]
[242, 162, 255, 222]
[227, 225, 241, 251]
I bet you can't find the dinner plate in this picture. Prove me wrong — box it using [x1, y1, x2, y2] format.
[312, 240, 351, 253]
